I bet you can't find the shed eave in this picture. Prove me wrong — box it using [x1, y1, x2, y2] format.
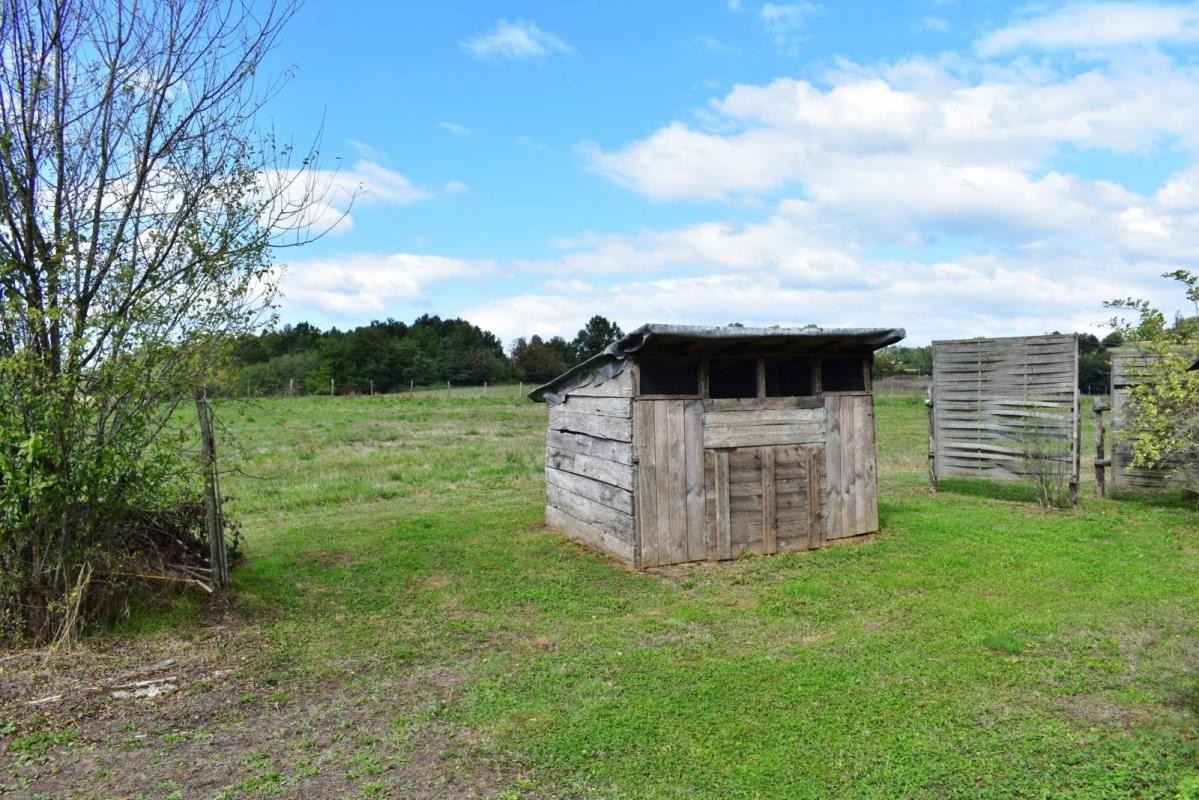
[528, 322, 906, 403]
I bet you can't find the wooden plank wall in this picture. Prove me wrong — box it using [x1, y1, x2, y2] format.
[651, 393, 879, 564]
[1110, 351, 1197, 490]
[931, 334, 1079, 483]
[634, 399, 707, 567]
[544, 369, 637, 562]
[702, 442, 826, 557]
[823, 394, 879, 540]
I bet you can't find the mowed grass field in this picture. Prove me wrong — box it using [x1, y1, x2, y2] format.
[5, 392, 1199, 798]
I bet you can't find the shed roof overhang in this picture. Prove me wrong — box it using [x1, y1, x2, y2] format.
[529, 323, 906, 403]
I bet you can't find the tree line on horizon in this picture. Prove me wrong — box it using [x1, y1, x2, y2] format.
[224, 316, 1127, 396]
[223, 314, 629, 395]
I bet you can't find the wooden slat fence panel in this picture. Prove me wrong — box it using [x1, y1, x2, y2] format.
[1110, 350, 1198, 490]
[931, 334, 1080, 487]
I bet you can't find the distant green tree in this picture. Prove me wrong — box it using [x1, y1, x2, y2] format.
[570, 316, 624, 362]
[1077, 334, 1111, 394]
[872, 345, 932, 377]
[511, 336, 569, 383]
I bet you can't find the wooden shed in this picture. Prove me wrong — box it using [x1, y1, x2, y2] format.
[529, 324, 905, 568]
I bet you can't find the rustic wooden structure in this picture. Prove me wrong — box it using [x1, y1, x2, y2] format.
[529, 324, 905, 568]
[928, 334, 1081, 502]
[1104, 349, 1198, 492]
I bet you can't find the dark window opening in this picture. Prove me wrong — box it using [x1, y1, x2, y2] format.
[639, 358, 700, 395]
[765, 359, 815, 397]
[822, 358, 866, 392]
[708, 358, 759, 399]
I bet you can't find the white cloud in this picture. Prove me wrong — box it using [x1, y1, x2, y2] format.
[264, 158, 428, 238]
[438, 121, 473, 136]
[583, 57, 1199, 223]
[459, 237, 1178, 346]
[449, 183, 1199, 344]
[543, 278, 597, 292]
[279, 252, 489, 315]
[978, 2, 1199, 56]
[696, 35, 741, 55]
[581, 127, 804, 201]
[341, 160, 427, 205]
[921, 15, 950, 33]
[443, 180, 471, 196]
[461, 19, 573, 61]
[759, 3, 821, 56]
[459, 261, 1140, 347]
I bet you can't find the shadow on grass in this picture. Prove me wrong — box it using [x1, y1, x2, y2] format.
[934, 477, 1043, 505]
[1107, 487, 1199, 512]
[933, 476, 1198, 514]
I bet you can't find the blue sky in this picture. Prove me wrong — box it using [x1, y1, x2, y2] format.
[259, 1, 1199, 346]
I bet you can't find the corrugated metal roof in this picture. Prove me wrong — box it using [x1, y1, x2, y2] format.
[529, 323, 905, 403]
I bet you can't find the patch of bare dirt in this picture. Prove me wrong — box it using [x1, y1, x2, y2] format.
[0, 604, 524, 799]
[1059, 694, 1153, 728]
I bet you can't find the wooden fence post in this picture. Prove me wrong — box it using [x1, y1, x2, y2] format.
[1069, 342, 1081, 507]
[1093, 400, 1110, 498]
[195, 389, 228, 588]
[925, 387, 938, 492]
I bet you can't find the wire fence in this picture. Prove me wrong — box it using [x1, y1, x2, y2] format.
[221, 381, 536, 401]
[233, 378, 936, 401]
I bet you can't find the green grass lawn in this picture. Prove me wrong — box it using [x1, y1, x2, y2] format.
[8, 392, 1199, 798]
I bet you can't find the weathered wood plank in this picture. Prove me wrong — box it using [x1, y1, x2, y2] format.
[729, 513, 764, 546]
[560, 369, 634, 398]
[546, 429, 633, 465]
[704, 449, 718, 561]
[560, 396, 632, 418]
[545, 467, 633, 515]
[665, 400, 689, 565]
[546, 448, 634, 491]
[860, 396, 879, 532]
[634, 401, 659, 567]
[683, 401, 707, 562]
[762, 446, 777, 554]
[715, 450, 732, 560]
[703, 397, 823, 413]
[653, 400, 672, 567]
[837, 395, 856, 539]
[546, 505, 635, 563]
[825, 395, 843, 541]
[550, 407, 632, 442]
[703, 408, 825, 426]
[703, 425, 824, 449]
[546, 484, 634, 540]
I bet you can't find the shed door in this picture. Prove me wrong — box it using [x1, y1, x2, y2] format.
[704, 445, 824, 559]
[633, 400, 706, 567]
